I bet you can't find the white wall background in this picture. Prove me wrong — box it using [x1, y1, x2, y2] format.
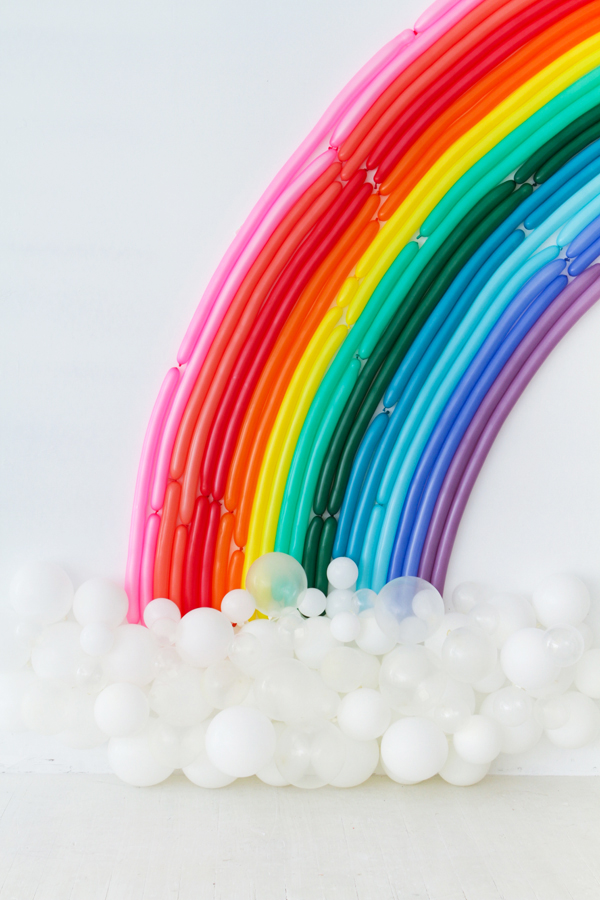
[1, 0, 600, 774]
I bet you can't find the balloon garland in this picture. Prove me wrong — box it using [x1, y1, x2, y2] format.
[3, 0, 600, 789]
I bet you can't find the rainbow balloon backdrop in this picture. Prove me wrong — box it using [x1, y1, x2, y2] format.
[125, 0, 600, 624]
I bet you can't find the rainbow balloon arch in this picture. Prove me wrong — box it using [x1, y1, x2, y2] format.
[125, 0, 600, 626]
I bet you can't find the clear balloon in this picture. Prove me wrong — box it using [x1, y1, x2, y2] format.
[375, 576, 443, 644]
[205, 706, 276, 777]
[468, 602, 499, 637]
[545, 692, 600, 748]
[275, 720, 346, 788]
[297, 588, 327, 618]
[488, 594, 536, 647]
[294, 616, 340, 668]
[532, 574, 591, 628]
[378, 645, 433, 710]
[330, 734, 379, 787]
[148, 719, 205, 769]
[31, 621, 85, 686]
[380, 717, 448, 783]
[534, 695, 570, 730]
[356, 609, 397, 655]
[337, 688, 390, 741]
[439, 743, 489, 786]
[176, 608, 233, 669]
[108, 727, 173, 786]
[326, 589, 354, 618]
[10, 562, 73, 625]
[351, 588, 376, 615]
[182, 722, 236, 788]
[487, 686, 532, 727]
[424, 613, 470, 657]
[320, 647, 365, 693]
[256, 721, 290, 786]
[327, 557, 359, 591]
[253, 657, 317, 723]
[452, 582, 489, 614]
[73, 578, 128, 628]
[220, 589, 255, 625]
[245, 552, 307, 617]
[202, 659, 250, 709]
[94, 682, 149, 737]
[231, 619, 292, 677]
[544, 625, 585, 667]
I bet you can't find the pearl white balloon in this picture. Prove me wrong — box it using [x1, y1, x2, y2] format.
[327, 557, 359, 591]
[320, 647, 365, 693]
[31, 621, 84, 686]
[0, 610, 30, 673]
[381, 717, 448, 783]
[73, 578, 128, 628]
[298, 588, 327, 618]
[439, 743, 489, 786]
[452, 582, 489, 614]
[441, 626, 497, 683]
[108, 728, 173, 786]
[325, 589, 354, 618]
[330, 611, 361, 643]
[253, 658, 316, 723]
[355, 609, 396, 656]
[182, 720, 236, 788]
[453, 715, 501, 765]
[275, 720, 346, 788]
[500, 628, 560, 691]
[575, 649, 600, 698]
[143, 598, 181, 629]
[149, 664, 213, 727]
[330, 734, 379, 787]
[545, 692, 600, 748]
[103, 624, 157, 686]
[294, 616, 341, 668]
[220, 589, 255, 625]
[94, 683, 149, 737]
[176, 608, 233, 669]
[488, 594, 536, 647]
[246, 552, 307, 617]
[202, 659, 250, 709]
[0, 669, 36, 732]
[10, 562, 73, 625]
[337, 689, 390, 741]
[206, 706, 276, 777]
[378, 644, 433, 710]
[532, 574, 591, 628]
[80, 623, 114, 657]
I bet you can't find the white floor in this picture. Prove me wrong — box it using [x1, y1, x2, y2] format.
[0, 774, 598, 900]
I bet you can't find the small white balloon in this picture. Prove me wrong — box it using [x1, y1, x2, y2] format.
[453, 715, 502, 765]
[500, 628, 560, 692]
[327, 557, 359, 591]
[575, 649, 600, 698]
[176, 608, 233, 669]
[532, 574, 591, 628]
[103, 624, 157, 686]
[205, 706, 276, 777]
[543, 625, 585, 667]
[80, 623, 114, 657]
[10, 562, 74, 625]
[545, 692, 600, 748]
[143, 598, 181, 629]
[108, 727, 173, 786]
[381, 717, 448, 784]
[337, 689, 390, 741]
[94, 683, 149, 737]
[220, 589, 255, 625]
[330, 611, 361, 643]
[73, 578, 128, 628]
[297, 588, 327, 618]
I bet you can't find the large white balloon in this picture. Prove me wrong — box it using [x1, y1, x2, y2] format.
[10, 562, 73, 625]
[176, 608, 233, 668]
[205, 706, 276, 777]
[108, 728, 173, 786]
[380, 717, 448, 783]
[500, 628, 560, 691]
[73, 578, 128, 628]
